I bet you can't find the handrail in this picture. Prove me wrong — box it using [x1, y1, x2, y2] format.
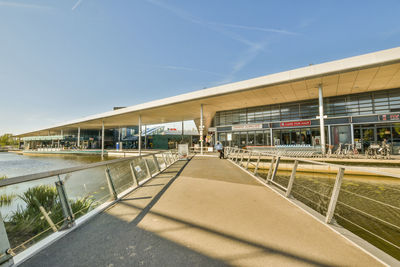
[225, 146, 400, 262]
[226, 147, 400, 180]
[0, 151, 160, 187]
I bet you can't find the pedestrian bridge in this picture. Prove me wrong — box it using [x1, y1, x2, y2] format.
[1, 151, 399, 266]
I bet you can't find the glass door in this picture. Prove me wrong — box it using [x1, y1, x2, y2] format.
[247, 131, 255, 146]
[361, 127, 375, 151]
[255, 131, 264, 145]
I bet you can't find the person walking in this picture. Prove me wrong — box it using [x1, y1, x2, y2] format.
[215, 141, 224, 159]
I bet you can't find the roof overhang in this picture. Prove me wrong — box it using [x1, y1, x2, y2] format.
[16, 47, 400, 137]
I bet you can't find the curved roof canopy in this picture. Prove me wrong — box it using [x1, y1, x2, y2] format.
[17, 47, 400, 137]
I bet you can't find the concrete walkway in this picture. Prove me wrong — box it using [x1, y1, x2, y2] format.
[21, 157, 383, 267]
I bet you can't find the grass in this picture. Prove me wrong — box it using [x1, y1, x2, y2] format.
[2, 184, 93, 253]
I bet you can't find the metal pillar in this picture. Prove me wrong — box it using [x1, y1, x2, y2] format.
[0, 212, 13, 266]
[270, 128, 273, 146]
[182, 120, 184, 142]
[318, 84, 326, 155]
[55, 179, 75, 229]
[77, 127, 81, 147]
[286, 160, 298, 197]
[328, 125, 331, 146]
[350, 123, 354, 145]
[326, 167, 345, 223]
[200, 104, 204, 155]
[144, 125, 147, 149]
[101, 122, 105, 159]
[138, 115, 142, 156]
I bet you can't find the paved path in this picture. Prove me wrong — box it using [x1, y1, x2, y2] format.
[21, 157, 383, 267]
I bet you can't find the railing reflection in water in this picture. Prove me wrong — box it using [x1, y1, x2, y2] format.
[0, 151, 179, 264]
[225, 147, 400, 261]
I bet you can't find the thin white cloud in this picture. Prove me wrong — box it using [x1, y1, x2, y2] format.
[145, 0, 292, 84]
[0, 1, 52, 9]
[155, 65, 225, 77]
[208, 22, 299, 36]
[72, 0, 83, 11]
[217, 41, 269, 84]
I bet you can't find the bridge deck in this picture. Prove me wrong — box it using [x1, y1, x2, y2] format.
[21, 157, 383, 267]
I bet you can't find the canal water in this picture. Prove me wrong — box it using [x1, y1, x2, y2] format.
[0, 152, 107, 178]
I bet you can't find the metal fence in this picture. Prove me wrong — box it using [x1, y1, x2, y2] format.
[0, 150, 179, 265]
[225, 147, 400, 261]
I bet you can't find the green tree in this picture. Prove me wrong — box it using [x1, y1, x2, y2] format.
[0, 134, 18, 147]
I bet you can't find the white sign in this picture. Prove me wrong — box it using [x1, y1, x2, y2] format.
[178, 144, 189, 159]
[135, 166, 142, 172]
[227, 133, 232, 141]
[232, 124, 263, 130]
[207, 147, 213, 152]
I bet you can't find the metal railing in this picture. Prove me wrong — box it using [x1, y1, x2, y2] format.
[225, 146, 400, 261]
[0, 150, 180, 265]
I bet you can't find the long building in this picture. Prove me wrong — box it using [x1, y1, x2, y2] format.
[17, 47, 400, 154]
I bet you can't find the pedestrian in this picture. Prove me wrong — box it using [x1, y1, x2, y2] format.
[215, 141, 224, 159]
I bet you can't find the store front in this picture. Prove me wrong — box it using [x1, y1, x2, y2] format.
[353, 123, 400, 154]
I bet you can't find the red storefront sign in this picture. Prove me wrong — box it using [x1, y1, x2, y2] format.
[379, 114, 400, 121]
[280, 120, 311, 127]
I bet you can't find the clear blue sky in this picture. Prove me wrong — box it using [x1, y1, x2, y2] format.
[1, 0, 400, 135]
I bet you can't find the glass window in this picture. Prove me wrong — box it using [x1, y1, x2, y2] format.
[255, 131, 264, 145]
[374, 92, 390, 113]
[248, 132, 255, 146]
[271, 105, 280, 121]
[273, 130, 281, 145]
[392, 123, 400, 149]
[376, 126, 391, 144]
[232, 132, 240, 147]
[265, 131, 271, 146]
[239, 132, 247, 147]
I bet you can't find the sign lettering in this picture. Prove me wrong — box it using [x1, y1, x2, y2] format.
[379, 114, 400, 121]
[280, 120, 311, 127]
[232, 124, 263, 130]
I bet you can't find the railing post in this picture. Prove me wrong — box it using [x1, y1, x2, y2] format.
[0, 212, 13, 267]
[270, 156, 280, 182]
[129, 162, 139, 186]
[266, 156, 276, 181]
[325, 167, 345, 224]
[286, 160, 299, 197]
[246, 151, 252, 170]
[235, 149, 240, 163]
[55, 178, 75, 229]
[254, 153, 261, 174]
[143, 157, 152, 178]
[162, 153, 168, 167]
[240, 150, 245, 165]
[105, 167, 118, 200]
[34, 198, 57, 232]
[152, 154, 160, 172]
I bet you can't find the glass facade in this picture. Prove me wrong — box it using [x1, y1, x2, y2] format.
[214, 88, 400, 126]
[213, 88, 400, 153]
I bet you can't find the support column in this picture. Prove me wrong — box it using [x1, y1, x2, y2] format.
[350, 123, 354, 145]
[318, 84, 326, 155]
[182, 120, 184, 142]
[200, 104, 204, 155]
[270, 128, 273, 146]
[138, 115, 142, 156]
[77, 127, 81, 148]
[328, 125, 332, 146]
[101, 122, 105, 159]
[144, 125, 147, 149]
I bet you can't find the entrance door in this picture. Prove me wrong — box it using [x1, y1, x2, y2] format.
[248, 132, 255, 146]
[361, 127, 375, 151]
